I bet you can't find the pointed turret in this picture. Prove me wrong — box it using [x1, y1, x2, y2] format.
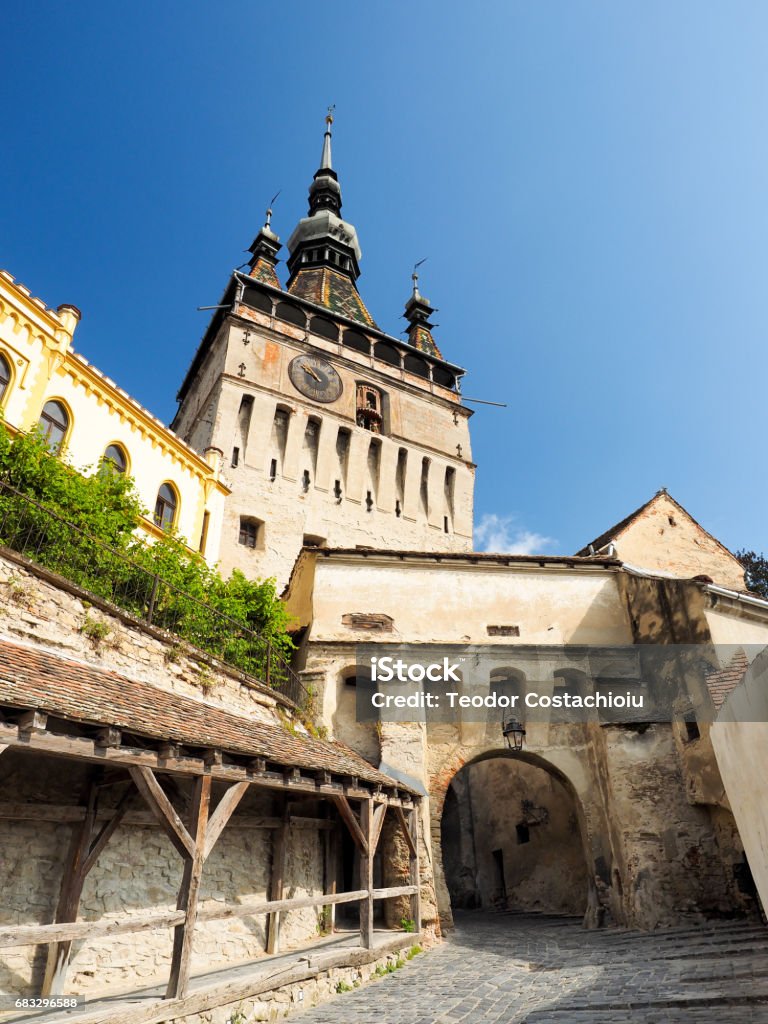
[247, 206, 282, 289]
[403, 268, 443, 359]
[286, 111, 377, 327]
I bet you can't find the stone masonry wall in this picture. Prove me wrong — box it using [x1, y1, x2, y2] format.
[0, 550, 334, 997]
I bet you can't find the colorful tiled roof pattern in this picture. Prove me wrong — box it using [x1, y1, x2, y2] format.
[249, 258, 282, 290]
[0, 638, 410, 789]
[288, 267, 377, 328]
[408, 324, 443, 360]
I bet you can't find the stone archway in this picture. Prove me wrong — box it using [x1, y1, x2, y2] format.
[439, 749, 595, 925]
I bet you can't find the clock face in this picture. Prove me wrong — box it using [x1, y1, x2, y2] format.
[288, 353, 343, 404]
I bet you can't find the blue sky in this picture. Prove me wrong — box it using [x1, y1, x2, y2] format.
[4, 2, 767, 557]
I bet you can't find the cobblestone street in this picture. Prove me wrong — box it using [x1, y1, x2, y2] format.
[290, 912, 768, 1024]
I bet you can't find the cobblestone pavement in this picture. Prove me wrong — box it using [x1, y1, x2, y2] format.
[289, 911, 768, 1024]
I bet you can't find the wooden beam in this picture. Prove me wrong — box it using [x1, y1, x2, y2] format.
[80, 785, 134, 878]
[18, 709, 47, 733]
[331, 794, 368, 856]
[372, 885, 419, 899]
[370, 803, 387, 857]
[0, 885, 427, 948]
[321, 808, 337, 935]
[128, 767, 194, 859]
[265, 802, 288, 954]
[359, 799, 374, 949]
[0, 722, 418, 804]
[166, 774, 211, 1000]
[197, 887, 368, 924]
[95, 727, 122, 749]
[203, 781, 250, 861]
[41, 775, 99, 996]
[394, 803, 417, 857]
[0, 908, 186, 947]
[409, 807, 421, 934]
[103, 931, 417, 1024]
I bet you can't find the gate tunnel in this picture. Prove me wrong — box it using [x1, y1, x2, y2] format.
[440, 751, 591, 918]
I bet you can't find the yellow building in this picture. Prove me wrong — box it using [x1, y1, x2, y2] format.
[0, 269, 229, 560]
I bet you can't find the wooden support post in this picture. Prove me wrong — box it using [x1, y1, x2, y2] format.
[330, 794, 368, 855]
[321, 806, 338, 934]
[203, 780, 249, 860]
[359, 798, 374, 949]
[409, 806, 421, 934]
[265, 801, 288, 955]
[165, 774, 211, 1000]
[128, 766, 194, 859]
[42, 776, 133, 996]
[370, 803, 386, 857]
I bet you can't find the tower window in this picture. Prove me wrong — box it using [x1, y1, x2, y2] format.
[302, 469, 311, 492]
[238, 517, 263, 549]
[231, 447, 240, 467]
[333, 479, 342, 501]
[269, 458, 277, 481]
[516, 823, 530, 845]
[366, 490, 373, 512]
[444, 516, 449, 533]
[356, 383, 384, 433]
[420, 457, 430, 517]
[395, 500, 402, 518]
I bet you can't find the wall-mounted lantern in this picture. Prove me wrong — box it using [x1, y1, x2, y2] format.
[502, 715, 526, 751]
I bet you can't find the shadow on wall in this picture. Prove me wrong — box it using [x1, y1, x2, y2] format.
[333, 667, 381, 765]
[441, 756, 589, 917]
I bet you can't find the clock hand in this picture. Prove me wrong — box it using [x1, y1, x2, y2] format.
[304, 365, 322, 382]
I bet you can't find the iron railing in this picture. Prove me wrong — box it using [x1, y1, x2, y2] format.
[0, 481, 308, 709]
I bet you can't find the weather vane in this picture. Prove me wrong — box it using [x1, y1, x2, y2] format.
[412, 256, 428, 294]
[326, 104, 335, 126]
[264, 189, 281, 229]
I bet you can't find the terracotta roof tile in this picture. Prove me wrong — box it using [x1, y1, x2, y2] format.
[705, 649, 749, 711]
[0, 639, 405, 789]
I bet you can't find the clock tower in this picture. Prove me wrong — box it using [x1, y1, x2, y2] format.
[172, 115, 475, 586]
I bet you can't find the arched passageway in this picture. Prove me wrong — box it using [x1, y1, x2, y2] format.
[440, 752, 590, 917]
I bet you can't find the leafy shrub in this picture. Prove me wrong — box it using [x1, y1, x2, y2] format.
[0, 422, 294, 681]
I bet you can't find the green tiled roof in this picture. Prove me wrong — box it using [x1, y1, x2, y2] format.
[249, 258, 281, 290]
[288, 267, 377, 328]
[408, 324, 443, 360]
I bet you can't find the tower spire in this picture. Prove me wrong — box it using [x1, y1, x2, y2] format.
[320, 105, 334, 170]
[404, 262, 442, 359]
[285, 112, 377, 327]
[247, 193, 282, 288]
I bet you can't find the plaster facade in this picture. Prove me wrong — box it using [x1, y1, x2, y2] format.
[284, 549, 767, 932]
[172, 290, 474, 589]
[0, 270, 228, 560]
[579, 490, 746, 590]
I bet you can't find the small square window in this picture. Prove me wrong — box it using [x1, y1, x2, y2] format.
[239, 519, 259, 548]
